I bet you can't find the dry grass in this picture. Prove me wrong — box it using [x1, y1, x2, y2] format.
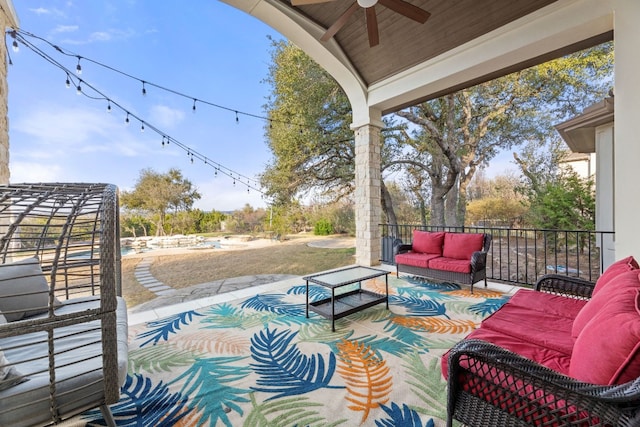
[121, 237, 356, 308]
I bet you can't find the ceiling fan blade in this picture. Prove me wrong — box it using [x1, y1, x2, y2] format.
[378, 0, 430, 24]
[321, 2, 360, 42]
[365, 7, 379, 47]
[291, 0, 336, 5]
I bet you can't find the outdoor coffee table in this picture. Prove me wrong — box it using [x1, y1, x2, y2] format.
[304, 266, 389, 331]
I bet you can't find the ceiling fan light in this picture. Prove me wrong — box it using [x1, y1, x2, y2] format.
[357, 0, 377, 8]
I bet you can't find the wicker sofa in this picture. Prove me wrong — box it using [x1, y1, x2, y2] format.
[0, 183, 128, 427]
[394, 230, 491, 293]
[443, 256, 640, 427]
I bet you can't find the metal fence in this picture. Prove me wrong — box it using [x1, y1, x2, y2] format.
[380, 224, 615, 286]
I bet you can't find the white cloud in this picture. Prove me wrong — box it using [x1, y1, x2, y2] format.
[194, 178, 266, 212]
[149, 105, 186, 129]
[89, 32, 111, 41]
[12, 106, 153, 159]
[10, 161, 63, 183]
[52, 25, 78, 34]
[60, 28, 135, 45]
[29, 7, 62, 16]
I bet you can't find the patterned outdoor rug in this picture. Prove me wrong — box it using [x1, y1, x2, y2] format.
[82, 274, 509, 426]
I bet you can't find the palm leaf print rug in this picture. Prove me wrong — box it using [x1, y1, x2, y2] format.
[82, 273, 509, 426]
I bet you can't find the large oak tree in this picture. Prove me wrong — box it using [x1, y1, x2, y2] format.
[261, 39, 612, 227]
[121, 168, 200, 236]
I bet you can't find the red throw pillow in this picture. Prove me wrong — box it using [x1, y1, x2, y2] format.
[411, 230, 445, 255]
[442, 232, 484, 260]
[592, 255, 640, 296]
[570, 289, 640, 385]
[572, 270, 640, 339]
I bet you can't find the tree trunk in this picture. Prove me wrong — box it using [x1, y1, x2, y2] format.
[381, 180, 398, 226]
[445, 179, 459, 227]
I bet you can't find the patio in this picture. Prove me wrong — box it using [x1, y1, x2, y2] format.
[0, 1, 639, 426]
[90, 268, 519, 426]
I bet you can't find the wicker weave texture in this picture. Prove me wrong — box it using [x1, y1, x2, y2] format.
[395, 233, 491, 293]
[0, 183, 124, 426]
[446, 274, 640, 427]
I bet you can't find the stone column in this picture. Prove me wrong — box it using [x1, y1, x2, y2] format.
[353, 123, 382, 266]
[0, 1, 18, 184]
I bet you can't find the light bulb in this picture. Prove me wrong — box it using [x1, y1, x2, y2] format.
[107, 103, 111, 113]
[192, 99, 197, 113]
[142, 82, 146, 96]
[125, 113, 130, 125]
[76, 59, 82, 75]
[357, 0, 377, 7]
[76, 85, 82, 95]
[65, 77, 71, 88]
[140, 122, 145, 133]
[12, 40, 18, 52]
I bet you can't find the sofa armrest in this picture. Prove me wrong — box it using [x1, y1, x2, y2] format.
[469, 250, 487, 272]
[394, 242, 413, 256]
[446, 339, 640, 427]
[534, 274, 595, 299]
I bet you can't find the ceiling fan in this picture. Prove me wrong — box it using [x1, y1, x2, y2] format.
[291, 0, 431, 47]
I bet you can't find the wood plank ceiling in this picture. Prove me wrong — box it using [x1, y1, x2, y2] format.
[282, 0, 562, 85]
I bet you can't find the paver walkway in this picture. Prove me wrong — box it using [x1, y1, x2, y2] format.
[134, 257, 175, 296]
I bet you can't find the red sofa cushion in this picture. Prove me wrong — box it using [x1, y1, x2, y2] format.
[507, 289, 587, 320]
[442, 232, 484, 260]
[395, 252, 440, 269]
[592, 255, 640, 297]
[570, 288, 640, 385]
[441, 326, 572, 379]
[571, 270, 640, 339]
[411, 230, 445, 255]
[480, 303, 575, 355]
[428, 257, 472, 274]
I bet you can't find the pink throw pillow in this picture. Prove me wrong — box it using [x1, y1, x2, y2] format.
[411, 230, 445, 255]
[442, 232, 484, 260]
[570, 289, 640, 385]
[592, 255, 640, 296]
[572, 270, 640, 339]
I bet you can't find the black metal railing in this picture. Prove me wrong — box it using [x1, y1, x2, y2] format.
[380, 224, 615, 286]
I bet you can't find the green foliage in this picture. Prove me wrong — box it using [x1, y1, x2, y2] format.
[313, 218, 334, 236]
[263, 37, 612, 230]
[120, 168, 201, 236]
[526, 172, 595, 232]
[466, 197, 527, 227]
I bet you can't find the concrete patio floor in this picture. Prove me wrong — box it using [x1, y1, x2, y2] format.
[127, 262, 521, 326]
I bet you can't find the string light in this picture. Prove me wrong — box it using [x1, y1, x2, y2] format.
[8, 28, 275, 198]
[12, 28, 318, 133]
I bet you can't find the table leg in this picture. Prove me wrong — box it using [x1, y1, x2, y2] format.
[331, 288, 335, 332]
[385, 274, 389, 309]
[306, 280, 309, 319]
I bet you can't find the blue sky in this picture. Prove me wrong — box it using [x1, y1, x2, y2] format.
[7, 1, 283, 211]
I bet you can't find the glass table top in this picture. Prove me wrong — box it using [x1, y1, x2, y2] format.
[303, 266, 388, 288]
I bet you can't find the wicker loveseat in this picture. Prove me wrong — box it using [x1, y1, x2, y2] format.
[0, 183, 128, 426]
[394, 230, 491, 293]
[443, 256, 640, 426]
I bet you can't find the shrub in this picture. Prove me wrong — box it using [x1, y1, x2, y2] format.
[314, 218, 334, 236]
